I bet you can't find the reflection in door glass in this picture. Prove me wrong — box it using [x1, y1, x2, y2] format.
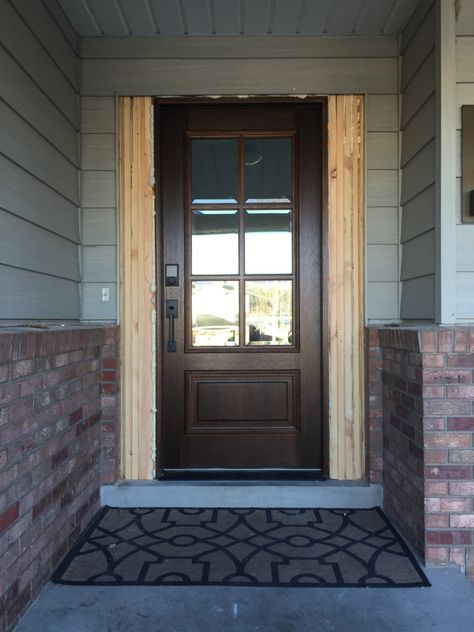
[192, 139, 238, 203]
[192, 281, 239, 347]
[245, 281, 292, 346]
[192, 210, 238, 274]
[245, 138, 292, 203]
[245, 210, 292, 274]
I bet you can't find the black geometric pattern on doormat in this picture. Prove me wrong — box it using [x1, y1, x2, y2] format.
[52, 506, 430, 588]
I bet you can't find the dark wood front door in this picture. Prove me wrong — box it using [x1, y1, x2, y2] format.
[158, 102, 324, 471]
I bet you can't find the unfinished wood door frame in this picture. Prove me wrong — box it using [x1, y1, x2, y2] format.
[118, 94, 365, 480]
[119, 96, 156, 479]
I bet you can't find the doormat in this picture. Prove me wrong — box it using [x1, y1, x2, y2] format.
[52, 507, 430, 588]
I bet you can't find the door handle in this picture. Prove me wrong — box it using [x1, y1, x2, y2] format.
[166, 299, 178, 352]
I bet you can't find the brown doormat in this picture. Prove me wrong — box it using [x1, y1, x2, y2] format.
[52, 507, 430, 588]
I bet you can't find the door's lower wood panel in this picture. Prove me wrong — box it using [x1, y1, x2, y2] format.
[185, 370, 300, 434]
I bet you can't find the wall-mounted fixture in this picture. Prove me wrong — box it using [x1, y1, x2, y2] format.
[462, 105, 474, 222]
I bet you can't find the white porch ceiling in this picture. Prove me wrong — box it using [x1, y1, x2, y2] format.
[58, 0, 419, 37]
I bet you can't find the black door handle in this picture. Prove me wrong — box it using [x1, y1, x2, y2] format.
[166, 300, 178, 352]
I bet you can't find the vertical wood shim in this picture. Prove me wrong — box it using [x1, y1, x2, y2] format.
[119, 97, 155, 479]
[328, 95, 366, 480]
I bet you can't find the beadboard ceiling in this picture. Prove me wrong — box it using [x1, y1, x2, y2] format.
[58, 0, 419, 36]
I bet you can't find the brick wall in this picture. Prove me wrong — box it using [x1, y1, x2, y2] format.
[0, 326, 119, 632]
[368, 327, 474, 579]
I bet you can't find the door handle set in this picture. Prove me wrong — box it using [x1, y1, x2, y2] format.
[166, 299, 178, 352]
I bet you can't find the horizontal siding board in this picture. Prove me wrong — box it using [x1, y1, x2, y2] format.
[0, 265, 80, 320]
[0, 0, 78, 127]
[367, 170, 398, 207]
[456, 37, 474, 83]
[0, 155, 79, 242]
[367, 207, 399, 244]
[0, 101, 79, 204]
[81, 134, 115, 171]
[401, 94, 435, 165]
[401, 51, 435, 127]
[81, 172, 116, 208]
[42, 0, 80, 54]
[367, 282, 399, 320]
[13, 0, 79, 89]
[0, 210, 79, 281]
[457, 273, 474, 318]
[366, 95, 398, 131]
[400, 229, 436, 280]
[400, 6, 435, 91]
[81, 58, 398, 95]
[367, 132, 398, 169]
[367, 245, 398, 281]
[81, 97, 116, 133]
[0, 47, 78, 166]
[400, 139, 435, 205]
[82, 208, 116, 245]
[400, 0, 434, 52]
[82, 283, 117, 320]
[456, 4, 474, 35]
[82, 246, 117, 281]
[400, 274, 435, 319]
[400, 184, 436, 242]
[456, 225, 474, 271]
[81, 34, 399, 59]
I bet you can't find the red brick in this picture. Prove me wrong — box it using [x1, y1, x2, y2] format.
[424, 400, 471, 416]
[447, 417, 474, 431]
[447, 384, 474, 398]
[450, 514, 474, 528]
[449, 449, 474, 464]
[103, 358, 118, 370]
[0, 502, 19, 535]
[438, 331, 453, 352]
[425, 514, 449, 528]
[425, 481, 448, 495]
[425, 465, 472, 479]
[467, 549, 474, 579]
[424, 418, 446, 431]
[102, 382, 118, 394]
[447, 354, 474, 367]
[440, 498, 473, 512]
[102, 371, 116, 382]
[454, 330, 469, 352]
[425, 449, 447, 464]
[423, 385, 446, 398]
[423, 369, 471, 384]
[425, 546, 448, 563]
[449, 481, 474, 495]
[424, 433, 471, 448]
[423, 354, 446, 368]
[450, 547, 466, 571]
[426, 531, 472, 545]
[421, 330, 437, 353]
[51, 447, 68, 469]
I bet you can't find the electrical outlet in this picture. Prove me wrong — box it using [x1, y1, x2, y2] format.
[102, 287, 110, 302]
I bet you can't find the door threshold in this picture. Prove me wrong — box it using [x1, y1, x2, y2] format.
[160, 468, 325, 481]
[101, 481, 383, 509]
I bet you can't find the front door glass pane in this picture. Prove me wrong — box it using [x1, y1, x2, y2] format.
[192, 281, 239, 347]
[192, 210, 239, 274]
[245, 209, 292, 274]
[245, 281, 292, 346]
[192, 139, 238, 203]
[245, 138, 292, 203]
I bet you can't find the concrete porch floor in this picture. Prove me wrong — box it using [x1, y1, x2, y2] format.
[15, 567, 474, 632]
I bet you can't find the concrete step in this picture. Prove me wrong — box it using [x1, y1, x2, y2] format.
[101, 480, 383, 508]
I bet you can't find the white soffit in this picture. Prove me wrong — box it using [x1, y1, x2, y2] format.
[57, 0, 419, 37]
